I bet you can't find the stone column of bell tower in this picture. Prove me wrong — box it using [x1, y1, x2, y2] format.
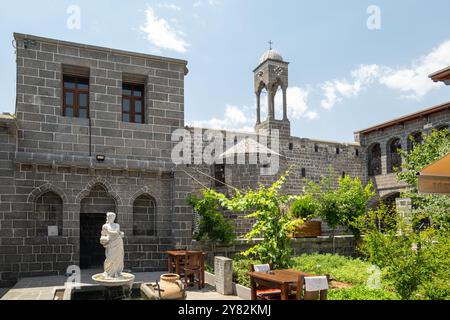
[254, 47, 291, 138]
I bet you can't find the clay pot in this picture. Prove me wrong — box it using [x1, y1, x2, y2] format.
[140, 274, 186, 300]
[159, 274, 185, 299]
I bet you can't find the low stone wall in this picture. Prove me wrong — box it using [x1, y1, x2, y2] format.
[192, 235, 357, 267]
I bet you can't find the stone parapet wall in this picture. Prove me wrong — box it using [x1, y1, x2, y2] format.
[191, 236, 357, 267]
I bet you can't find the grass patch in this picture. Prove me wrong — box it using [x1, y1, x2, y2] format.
[231, 253, 398, 300]
[291, 253, 372, 286]
[328, 285, 399, 300]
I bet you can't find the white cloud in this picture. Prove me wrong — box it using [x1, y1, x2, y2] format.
[140, 6, 189, 53]
[319, 39, 450, 108]
[304, 111, 319, 120]
[193, 0, 220, 8]
[379, 40, 450, 100]
[190, 86, 317, 132]
[189, 104, 255, 132]
[156, 3, 181, 11]
[274, 86, 314, 119]
[320, 64, 380, 110]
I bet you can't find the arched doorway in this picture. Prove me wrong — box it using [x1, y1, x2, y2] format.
[79, 184, 116, 269]
[407, 131, 423, 152]
[387, 138, 402, 173]
[368, 143, 381, 176]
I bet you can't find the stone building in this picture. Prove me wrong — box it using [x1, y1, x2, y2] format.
[0, 33, 449, 287]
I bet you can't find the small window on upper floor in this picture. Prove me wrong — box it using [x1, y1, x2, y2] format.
[336, 147, 340, 154]
[214, 164, 226, 187]
[314, 144, 319, 152]
[355, 149, 359, 157]
[122, 83, 145, 124]
[63, 76, 89, 118]
[288, 142, 293, 150]
[301, 168, 306, 178]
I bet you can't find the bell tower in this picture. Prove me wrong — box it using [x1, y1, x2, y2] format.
[254, 42, 290, 137]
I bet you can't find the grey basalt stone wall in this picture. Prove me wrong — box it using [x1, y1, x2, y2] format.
[0, 117, 18, 287]
[358, 107, 450, 198]
[0, 33, 189, 287]
[179, 126, 365, 237]
[14, 33, 186, 164]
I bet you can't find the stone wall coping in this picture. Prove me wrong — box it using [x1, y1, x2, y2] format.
[290, 136, 360, 147]
[193, 235, 355, 247]
[14, 151, 173, 173]
[0, 114, 16, 127]
[13, 32, 188, 67]
[182, 126, 360, 147]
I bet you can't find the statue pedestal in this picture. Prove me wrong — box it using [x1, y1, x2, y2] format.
[91, 272, 135, 287]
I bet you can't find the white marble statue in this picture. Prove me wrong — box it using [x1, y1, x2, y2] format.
[100, 212, 125, 279]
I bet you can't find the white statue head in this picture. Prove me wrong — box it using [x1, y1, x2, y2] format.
[106, 212, 116, 223]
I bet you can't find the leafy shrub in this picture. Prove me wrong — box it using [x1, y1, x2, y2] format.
[290, 194, 318, 220]
[232, 257, 261, 288]
[360, 210, 450, 300]
[187, 190, 236, 244]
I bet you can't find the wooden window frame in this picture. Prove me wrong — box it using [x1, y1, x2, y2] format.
[63, 76, 90, 118]
[122, 83, 145, 124]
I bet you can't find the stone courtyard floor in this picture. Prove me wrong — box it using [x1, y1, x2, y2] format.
[1, 269, 243, 300]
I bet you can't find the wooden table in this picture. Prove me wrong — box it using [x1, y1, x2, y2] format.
[165, 250, 186, 275]
[165, 250, 206, 275]
[248, 269, 311, 300]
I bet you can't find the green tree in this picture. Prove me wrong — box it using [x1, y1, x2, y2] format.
[305, 170, 375, 239]
[211, 173, 302, 269]
[397, 129, 450, 231]
[397, 129, 450, 187]
[360, 206, 450, 300]
[187, 189, 236, 244]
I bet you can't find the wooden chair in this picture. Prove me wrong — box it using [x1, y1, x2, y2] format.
[249, 263, 282, 300]
[183, 251, 205, 289]
[289, 274, 330, 300]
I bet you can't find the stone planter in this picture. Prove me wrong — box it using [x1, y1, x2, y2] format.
[292, 221, 322, 238]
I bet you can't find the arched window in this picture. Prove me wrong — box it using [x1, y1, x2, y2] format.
[35, 191, 63, 236]
[435, 124, 449, 135]
[407, 131, 423, 152]
[368, 143, 381, 176]
[133, 194, 156, 236]
[387, 138, 402, 173]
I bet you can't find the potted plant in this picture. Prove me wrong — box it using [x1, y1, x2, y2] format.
[290, 194, 321, 238]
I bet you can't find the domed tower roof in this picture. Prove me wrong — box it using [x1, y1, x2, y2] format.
[259, 49, 283, 64]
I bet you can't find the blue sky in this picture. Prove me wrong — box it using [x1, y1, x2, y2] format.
[1, 0, 450, 142]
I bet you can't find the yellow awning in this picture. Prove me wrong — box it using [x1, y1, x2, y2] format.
[418, 153, 450, 195]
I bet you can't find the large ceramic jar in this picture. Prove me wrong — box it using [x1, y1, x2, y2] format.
[158, 274, 186, 300]
[140, 274, 186, 300]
